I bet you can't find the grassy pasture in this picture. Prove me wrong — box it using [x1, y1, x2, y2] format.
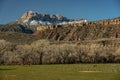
[0, 64, 120, 80]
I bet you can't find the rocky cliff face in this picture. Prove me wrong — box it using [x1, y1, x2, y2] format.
[95, 17, 120, 25]
[36, 17, 120, 32]
[21, 11, 38, 21]
[85, 17, 120, 26]
[34, 17, 120, 41]
[34, 24, 120, 41]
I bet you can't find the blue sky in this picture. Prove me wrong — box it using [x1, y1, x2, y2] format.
[0, 0, 120, 24]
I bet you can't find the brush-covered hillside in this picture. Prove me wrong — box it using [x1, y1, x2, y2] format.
[0, 32, 40, 44]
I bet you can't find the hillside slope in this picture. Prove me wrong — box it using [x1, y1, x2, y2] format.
[35, 24, 120, 41]
[0, 21, 33, 34]
[0, 32, 40, 44]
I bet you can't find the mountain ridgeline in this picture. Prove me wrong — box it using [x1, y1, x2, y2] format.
[0, 11, 120, 41]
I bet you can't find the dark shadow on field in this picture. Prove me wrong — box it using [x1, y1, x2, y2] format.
[0, 68, 15, 71]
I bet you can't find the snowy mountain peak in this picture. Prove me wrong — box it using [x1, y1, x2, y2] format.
[21, 11, 68, 23]
[19, 11, 88, 26]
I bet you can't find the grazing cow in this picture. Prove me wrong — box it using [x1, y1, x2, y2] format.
[93, 64, 97, 67]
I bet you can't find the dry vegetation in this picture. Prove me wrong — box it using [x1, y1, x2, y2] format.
[0, 32, 41, 44]
[0, 39, 120, 65]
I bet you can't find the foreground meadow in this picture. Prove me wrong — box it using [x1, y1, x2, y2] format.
[0, 64, 120, 80]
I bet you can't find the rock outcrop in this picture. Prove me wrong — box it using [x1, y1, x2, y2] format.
[95, 18, 120, 25]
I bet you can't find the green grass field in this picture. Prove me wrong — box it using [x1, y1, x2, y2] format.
[0, 64, 120, 80]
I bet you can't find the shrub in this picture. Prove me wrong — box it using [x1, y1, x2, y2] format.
[0, 39, 120, 65]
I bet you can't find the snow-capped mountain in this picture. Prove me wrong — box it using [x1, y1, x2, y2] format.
[19, 11, 68, 25]
[18, 11, 87, 26]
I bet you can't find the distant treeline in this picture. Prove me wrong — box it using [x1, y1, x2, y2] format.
[0, 39, 120, 65]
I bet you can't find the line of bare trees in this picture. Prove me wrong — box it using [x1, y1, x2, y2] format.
[0, 39, 120, 65]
